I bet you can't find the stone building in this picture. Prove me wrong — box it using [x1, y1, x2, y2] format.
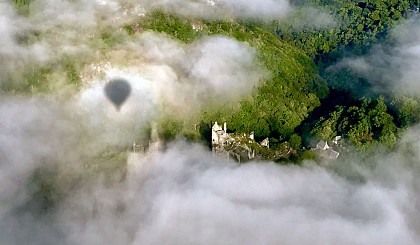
[313, 138, 340, 160]
[132, 123, 161, 154]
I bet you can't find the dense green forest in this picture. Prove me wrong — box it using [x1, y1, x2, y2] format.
[9, 0, 420, 162]
[138, 1, 420, 161]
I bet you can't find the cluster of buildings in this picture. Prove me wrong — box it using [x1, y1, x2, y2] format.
[211, 122, 269, 162]
[131, 121, 341, 162]
[211, 121, 342, 162]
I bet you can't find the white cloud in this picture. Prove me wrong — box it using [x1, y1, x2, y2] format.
[333, 16, 420, 96]
[142, 0, 291, 20]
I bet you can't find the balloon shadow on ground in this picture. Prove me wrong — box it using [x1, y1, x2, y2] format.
[104, 78, 131, 111]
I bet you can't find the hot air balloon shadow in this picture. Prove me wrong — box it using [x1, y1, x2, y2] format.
[104, 78, 131, 111]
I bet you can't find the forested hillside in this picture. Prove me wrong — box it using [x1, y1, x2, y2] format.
[8, 0, 420, 161]
[138, 1, 420, 160]
[139, 13, 327, 140]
